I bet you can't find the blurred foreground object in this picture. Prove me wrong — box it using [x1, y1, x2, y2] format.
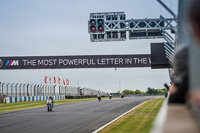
[168, 45, 189, 104]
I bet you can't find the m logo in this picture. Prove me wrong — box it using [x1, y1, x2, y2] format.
[6, 60, 19, 66]
[0, 59, 3, 67]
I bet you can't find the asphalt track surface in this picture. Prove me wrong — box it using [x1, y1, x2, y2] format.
[0, 96, 159, 133]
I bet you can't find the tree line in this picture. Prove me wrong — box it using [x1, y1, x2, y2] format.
[122, 87, 167, 95]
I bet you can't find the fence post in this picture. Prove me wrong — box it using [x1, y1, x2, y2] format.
[33, 85, 36, 96]
[2, 83, 4, 96]
[39, 85, 42, 96]
[41, 85, 43, 96]
[11, 83, 14, 97]
[59, 86, 61, 95]
[15, 83, 18, 97]
[27, 84, 29, 96]
[49, 85, 51, 96]
[59, 85, 61, 95]
[65, 86, 67, 96]
[30, 84, 33, 96]
[6, 83, 9, 97]
[23, 84, 26, 96]
[44, 85, 47, 96]
[19, 84, 22, 96]
[60, 86, 62, 95]
[46, 85, 48, 96]
[53, 85, 56, 95]
[37, 85, 40, 96]
[42, 85, 44, 96]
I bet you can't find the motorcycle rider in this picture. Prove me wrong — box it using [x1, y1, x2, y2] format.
[110, 93, 112, 99]
[108, 93, 112, 99]
[49, 96, 54, 108]
[121, 93, 125, 98]
[97, 91, 101, 101]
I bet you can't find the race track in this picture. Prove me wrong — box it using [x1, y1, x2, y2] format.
[0, 96, 159, 133]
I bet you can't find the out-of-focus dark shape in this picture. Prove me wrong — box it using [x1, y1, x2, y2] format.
[168, 45, 189, 103]
[164, 83, 169, 98]
[189, 0, 200, 45]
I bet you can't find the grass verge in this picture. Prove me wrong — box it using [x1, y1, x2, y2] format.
[0, 97, 111, 113]
[98, 98, 165, 133]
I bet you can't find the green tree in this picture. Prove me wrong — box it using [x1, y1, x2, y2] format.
[157, 89, 167, 94]
[122, 89, 131, 94]
[122, 89, 148, 95]
[147, 87, 154, 94]
[135, 89, 141, 94]
[140, 91, 146, 95]
[147, 88, 167, 95]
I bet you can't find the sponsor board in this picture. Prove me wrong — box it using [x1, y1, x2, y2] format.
[0, 54, 151, 69]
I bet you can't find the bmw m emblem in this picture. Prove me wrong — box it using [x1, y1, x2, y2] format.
[0, 59, 3, 67]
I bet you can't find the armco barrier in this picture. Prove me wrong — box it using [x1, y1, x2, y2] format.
[5, 95, 65, 103]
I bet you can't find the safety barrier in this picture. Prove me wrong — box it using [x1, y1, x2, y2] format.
[0, 83, 108, 97]
[4, 95, 65, 103]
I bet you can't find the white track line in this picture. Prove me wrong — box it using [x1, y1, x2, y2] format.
[92, 100, 147, 133]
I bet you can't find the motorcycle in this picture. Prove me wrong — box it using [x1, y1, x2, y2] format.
[109, 95, 112, 99]
[121, 93, 125, 98]
[98, 96, 101, 101]
[46, 98, 53, 112]
[97, 91, 101, 101]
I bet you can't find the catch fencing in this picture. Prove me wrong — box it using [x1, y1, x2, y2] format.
[0, 82, 108, 97]
[0, 83, 56, 97]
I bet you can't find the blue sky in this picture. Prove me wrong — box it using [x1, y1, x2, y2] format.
[0, 0, 178, 92]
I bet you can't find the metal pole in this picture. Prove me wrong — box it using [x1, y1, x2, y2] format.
[39, 85, 42, 96]
[7, 83, 9, 96]
[53, 85, 56, 95]
[45, 85, 47, 96]
[43, 85, 45, 96]
[119, 81, 121, 93]
[23, 84, 25, 96]
[59, 85, 61, 95]
[33, 85, 36, 96]
[2, 83, 4, 96]
[41, 85, 43, 96]
[15, 83, 18, 97]
[35, 85, 37, 96]
[65, 86, 67, 96]
[61, 86, 64, 95]
[11, 83, 14, 97]
[27, 84, 29, 96]
[60, 86, 62, 95]
[48, 85, 50, 96]
[50, 85, 52, 95]
[37, 85, 40, 96]
[19, 84, 22, 96]
[42, 85, 44, 96]
[63, 86, 64, 95]
[157, 0, 177, 18]
[30, 84, 33, 96]
[44, 85, 46, 96]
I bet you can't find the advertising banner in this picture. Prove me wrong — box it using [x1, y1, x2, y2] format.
[0, 54, 151, 69]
